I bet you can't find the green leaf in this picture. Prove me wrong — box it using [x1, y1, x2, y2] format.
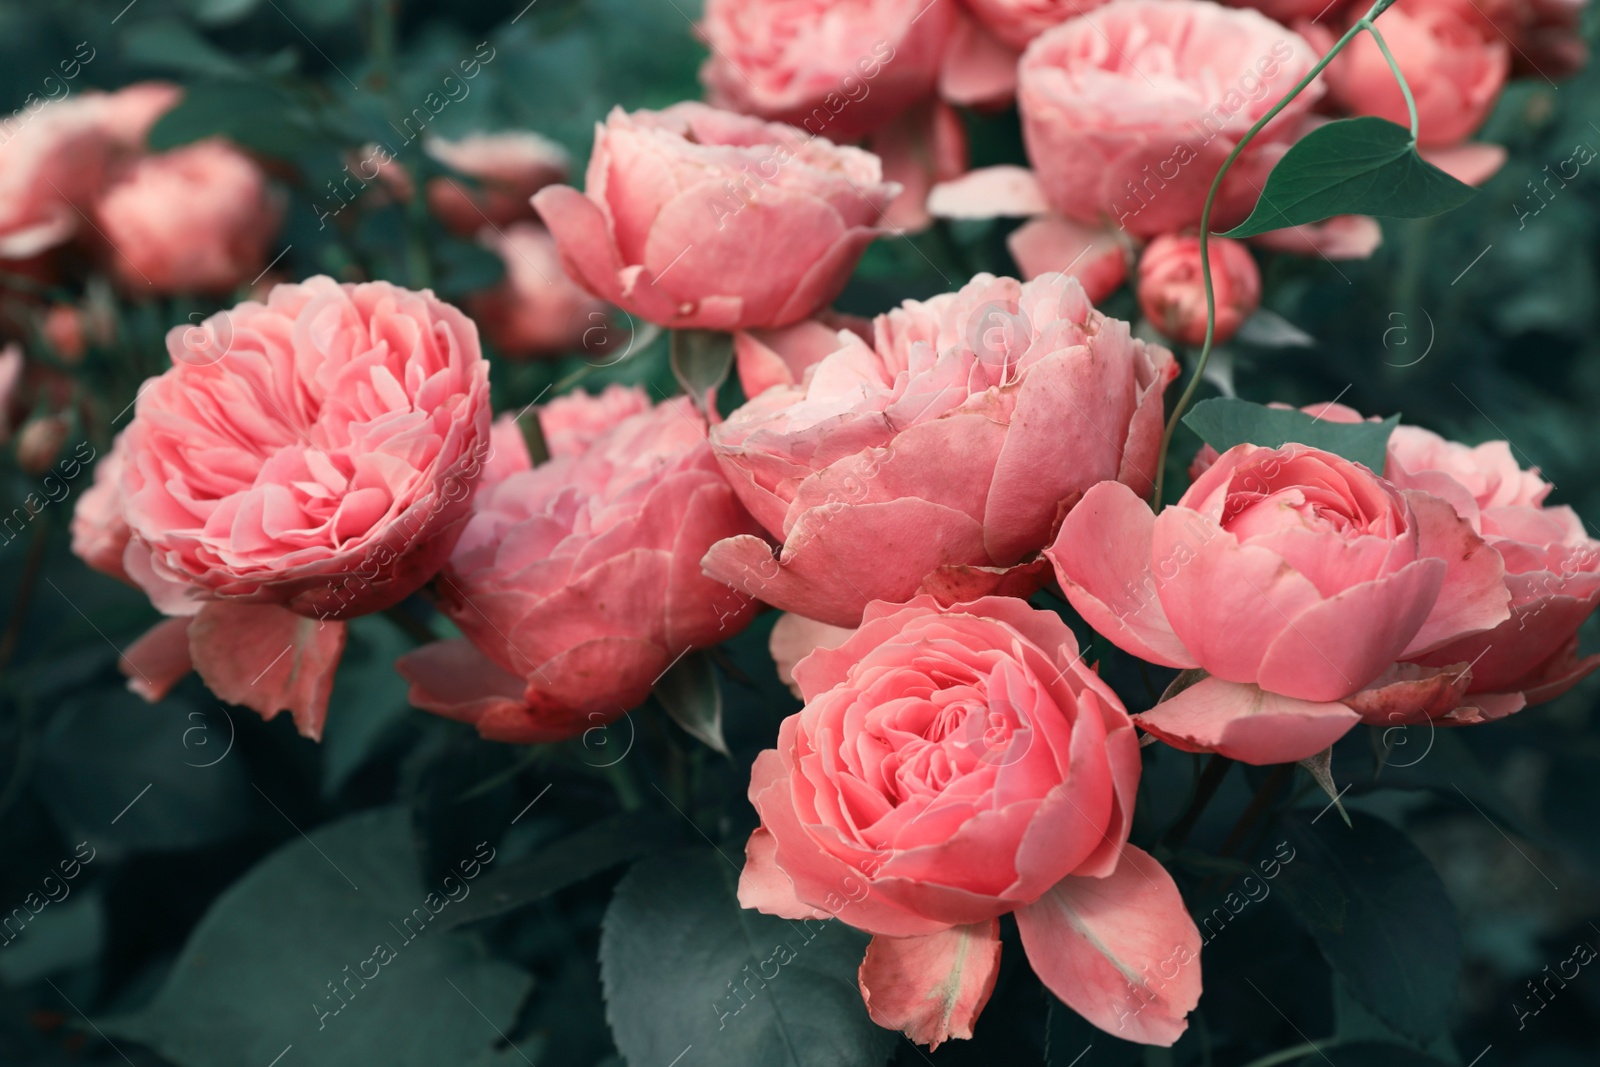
[670, 329, 734, 418]
[104, 807, 533, 1067]
[1223, 117, 1476, 238]
[654, 650, 729, 755]
[1182, 397, 1398, 472]
[1294, 1043, 1451, 1067]
[441, 811, 680, 929]
[147, 81, 323, 157]
[122, 20, 252, 79]
[600, 848, 894, 1067]
[1277, 812, 1461, 1042]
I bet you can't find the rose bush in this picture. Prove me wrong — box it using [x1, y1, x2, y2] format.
[702, 271, 1177, 626]
[739, 595, 1202, 1046]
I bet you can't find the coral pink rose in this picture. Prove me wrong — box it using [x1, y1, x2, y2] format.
[538, 383, 653, 459]
[1137, 234, 1262, 346]
[1018, 0, 1322, 237]
[532, 104, 899, 332]
[963, 0, 1114, 49]
[397, 396, 764, 743]
[84, 277, 492, 738]
[424, 131, 570, 235]
[738, 595, 1201, 1046]
[1327, 0, 1508, 147]
[697, 0, 956, 142]
[732, 311, 872, 398]
[467, 223, 607, 358]
[1050, 443, 1512, 763]
[95, 139, 284, 294]
[703, 272, 1177, 627]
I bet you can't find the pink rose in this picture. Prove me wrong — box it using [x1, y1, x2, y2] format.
[1387, 426, 1600, 712]
[697, 0, 956, 142]
[0, 96, 117, 260]
[467, 222, 607, 358]
[963, 0, 1114, 49]
[1327, 0, 1508, 147]
[532, 103, 899, 332]
[84, 277, 491, 738]
[1137, 234, 1262, 346]
[1018, 0, 1322, 237]
[95, 139, 284, 294]
[537, 382, 653, 459]
[732, 311, 873, 398]
[424, 131, 570, 235]
[397, 396, 763, 743]
[702, 272, 1177, 627]
[738, 595, 1201, 1047]
[1050, 443, 1512, 763]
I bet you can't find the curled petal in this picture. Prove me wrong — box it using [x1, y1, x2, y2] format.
[120, 616, 194, 703]
[738, 827, 832, 921]
[1401, 489, 1511, 657]
[1344, 661, 1474, 727]
[859, 921, 1002, 1050]
[1133, 675, 1361, 765]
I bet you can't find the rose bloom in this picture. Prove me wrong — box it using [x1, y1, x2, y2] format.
[467, 223, 607, 359]
[397, 394, 764, 743]
[74, 278, 492, 737]
[0, 95, 117, 260]
[538, 383, 653, 459]
[1392, 428, 1600, 711]
[703, 272, 1177, 627]
[424, 131, 570, 235]
[1050, 443, 1512, 763]
[697, 0, 956, 142]
[739, 596, 1201, 1047]
[964, 0, 1114, 49]
[1327, 0, 1509, 147]
[1137, 234, 1262, 347]
[95, 139, 284, 294]
[532, 103, 899, 332]
[1018, 0, 1321, 237]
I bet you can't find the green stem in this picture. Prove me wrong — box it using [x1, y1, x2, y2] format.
[1162, 754, 1235, 849]
[1150, 0, 1400, 506]
[1238, 1039, 1343, 1067]
[1365, 24, 1419, 141]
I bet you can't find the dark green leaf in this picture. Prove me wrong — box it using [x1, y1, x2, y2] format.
[655, 649, 729, 755]
[104, 807, 533, 1067]
[1182, 397, 1398, 471]
[1278, 812, 1461, 1041]
[1045, 993, 1139, 1066]
[433, 238, 506, 301]
[1295, 1042, 1451, 1067]
[1223, 118, 1476, 238]
[147, 81, 322, 156]
[600, 848, 894, 1067]
[670, 329, 734, 417]
[441, 811, 680, 929]
[321, 616, 413, 798]
[122, 20, 251, 79]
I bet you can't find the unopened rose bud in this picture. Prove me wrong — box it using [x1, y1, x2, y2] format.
[1137, 234, 1261, 348]
[16, 415, 68, 474]
[43, 306, 86, 364]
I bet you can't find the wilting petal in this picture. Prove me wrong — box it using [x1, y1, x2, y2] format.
[769, 612, 855, 698]
[1133, 675, 1361, 765]
[187, 602, 347, 741]
[120, 616, 194, 702]
[859, 921, 1002, 1050]
[1344, 661, 1474, 726]
[1015, 846, 1202, 1046]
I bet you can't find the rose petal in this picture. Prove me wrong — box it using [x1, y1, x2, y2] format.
[187, 602, 347, 741]
[859, 920, 1002, 1050]
[120, 615, 194, 702]
[1133, 675, 1361, 765]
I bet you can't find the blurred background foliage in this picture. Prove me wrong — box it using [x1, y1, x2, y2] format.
[0, 0, 1599, 1065]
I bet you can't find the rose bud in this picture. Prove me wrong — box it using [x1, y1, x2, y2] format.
[95, 139, 285, 295]
[532, 103, 899, 332]
[1049, 443, 1513, 763]
[697, 0, 956, 142]
[1137, 234, 1262, 347]
[16, 415, 68, 475]
[467, 222, 607, 359]
[0, 345, 22, 445]
[1018, 0, 1321, 237]
[740, 595, 1201, 1047]
[703, 271, 1177, 627]
[1327, 0, 1508, 147]
[424, 131, 570, 236]
[396, 394, 765, 743]
[79, 277, 492, 738]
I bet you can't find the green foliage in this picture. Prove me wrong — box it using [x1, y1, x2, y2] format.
[1182, 396, 1399, 471]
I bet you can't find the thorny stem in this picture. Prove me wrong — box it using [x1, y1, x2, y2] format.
[1151, 0, 1409, 507]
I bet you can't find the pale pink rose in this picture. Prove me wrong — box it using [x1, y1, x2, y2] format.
[424, 131, 570, 235]
[71, 431, 132, 583]
[95, 139, 284, 294]
[1327, 0, 1508, 147]
[94, 277, 492, 737]
[537, 383, 652, 459]
[467, 223, 607, 359]
[963, 0, 1115, 49]
[397, 396, 764, 743]
[1050, 443, 1512, 763]
[738, 595, 1201, 1046]
[703, 272, 1178, 627]
[1018, 0, 1322, 237]
[0, 95, 117, 260]
[1137, 234, 1262, 346]
[1384, 426, 1600, 712]
[697, 0, 956, 141]
[732, 311, 872, 398]
[532, 103, 900, 331]
[866, 100, 969, 233]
